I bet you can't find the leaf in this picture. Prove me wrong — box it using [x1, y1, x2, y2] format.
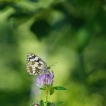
[40, 88, 46, 90]
[54, 86, 66, 90]
[55, 101, 63, 106]
[50, 87, 54, 95]
[40, 100, 44, 106]
[47, 102, 51, 106]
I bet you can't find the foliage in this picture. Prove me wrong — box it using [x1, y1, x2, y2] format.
[0, 0, 106, 106]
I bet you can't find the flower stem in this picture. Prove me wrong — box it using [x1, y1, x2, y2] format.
[46, 90, 48, 106]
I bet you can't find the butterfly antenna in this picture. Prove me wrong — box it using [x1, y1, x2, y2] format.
[50, 62, 57, 67]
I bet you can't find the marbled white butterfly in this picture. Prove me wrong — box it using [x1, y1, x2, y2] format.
[26, 52, 56, 75]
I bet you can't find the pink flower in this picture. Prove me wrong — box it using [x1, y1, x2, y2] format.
[35, 71, 54, 87]
[31, 102, 40, 106]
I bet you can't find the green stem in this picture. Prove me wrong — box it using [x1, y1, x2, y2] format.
[46, 90, 48, 106]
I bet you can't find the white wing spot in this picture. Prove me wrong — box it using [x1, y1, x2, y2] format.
[35, 57, 38, 61]
[39, 61, 44, 65]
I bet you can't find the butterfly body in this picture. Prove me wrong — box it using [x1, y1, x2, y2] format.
[26, 52, 50, 75]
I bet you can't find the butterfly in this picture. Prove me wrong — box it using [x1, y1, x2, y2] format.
[26, 52, 56, 75]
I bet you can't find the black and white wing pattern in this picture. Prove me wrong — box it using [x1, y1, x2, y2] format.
[26, 52, 49, 75]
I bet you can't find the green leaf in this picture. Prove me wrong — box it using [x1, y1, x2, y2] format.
[50, 87, 54, 95]
[47, 102, 51, 106]
[54, 86, 66, 90]
[40, 88, 46, 90]
[55, 101, 63, 106]
[40, 100, 44, 106]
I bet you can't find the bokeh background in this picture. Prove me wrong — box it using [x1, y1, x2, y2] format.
[0, 0, 106, 106]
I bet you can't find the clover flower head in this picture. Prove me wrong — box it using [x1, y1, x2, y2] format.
[31, 102, 40, 106]
[35, 71, 54, 87]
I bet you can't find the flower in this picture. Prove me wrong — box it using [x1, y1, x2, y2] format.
[36, 71, 54, 88]
[31, 102, 40, 106]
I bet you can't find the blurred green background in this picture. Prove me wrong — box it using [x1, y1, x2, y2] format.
[0, 0, 106, 106]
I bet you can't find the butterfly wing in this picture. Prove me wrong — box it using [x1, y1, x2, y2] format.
[26, 52, 47, 75]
